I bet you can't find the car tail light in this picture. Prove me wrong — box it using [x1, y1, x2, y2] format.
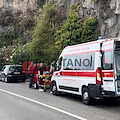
[96, 67, 101, 84]
[8, 70, 11, 75]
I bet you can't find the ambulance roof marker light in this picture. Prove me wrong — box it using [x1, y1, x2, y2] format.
[97, 36, 105, 43]
[98, 36, 103, 40]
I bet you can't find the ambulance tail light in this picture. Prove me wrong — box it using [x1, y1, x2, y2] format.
[96, 67, 101, 84]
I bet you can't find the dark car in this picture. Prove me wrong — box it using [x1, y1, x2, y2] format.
[0, 65, 26, 83]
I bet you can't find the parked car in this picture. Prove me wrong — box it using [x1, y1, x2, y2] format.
[0, 65, 26, 83]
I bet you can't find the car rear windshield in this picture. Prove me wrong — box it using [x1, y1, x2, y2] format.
[9, 66, 22, 72]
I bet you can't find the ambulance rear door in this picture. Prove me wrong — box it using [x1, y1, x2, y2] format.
[102, 40, 115, 92]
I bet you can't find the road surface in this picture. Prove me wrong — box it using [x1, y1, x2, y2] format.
[0, 81, 120, 120]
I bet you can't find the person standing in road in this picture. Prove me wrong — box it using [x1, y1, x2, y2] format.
[28, 62, 34, 88]
[38, 63, 44, 91]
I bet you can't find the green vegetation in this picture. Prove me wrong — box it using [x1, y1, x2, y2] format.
[0, 29, 18, 48]
[0, 10, 14, 27]
[0, 42, 30, 67]
[28, 4, 60, 63]
[28, 19, 55, 62]
[0, 16, 36, 48]
[8, 44, 30, 65]
[55, 5, 98, 51]
[55, 11, 83, 50]
[0, 10, 36, 68]
[0, 3, 99, 68]
[81, 17, 97, 42]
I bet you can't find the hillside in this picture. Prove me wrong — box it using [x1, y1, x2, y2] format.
[0, 0, 120, 38]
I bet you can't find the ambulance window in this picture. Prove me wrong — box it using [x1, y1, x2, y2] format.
[63, 53, 95, 70]
[103, 50, 113, 70]
[63, 55, 76, 70]
[76, 53, 95, 70]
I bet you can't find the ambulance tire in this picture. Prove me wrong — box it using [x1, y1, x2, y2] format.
[51, 81, 60, 95]
[82, 87, 93, 105]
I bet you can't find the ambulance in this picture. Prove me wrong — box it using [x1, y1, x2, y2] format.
[51, 38, 120, 104]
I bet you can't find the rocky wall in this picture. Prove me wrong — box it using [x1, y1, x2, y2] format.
[0, 0, 120, 38]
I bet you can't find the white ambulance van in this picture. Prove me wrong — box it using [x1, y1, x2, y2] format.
[51, 38, 120, 104]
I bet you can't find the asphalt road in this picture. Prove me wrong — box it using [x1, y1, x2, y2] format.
[0, 81, 120, 120]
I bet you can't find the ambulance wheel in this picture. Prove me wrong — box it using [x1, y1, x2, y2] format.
[34, 81, 39, 89]
[51, 81, 60, 95]
[82, 87, 92, 105]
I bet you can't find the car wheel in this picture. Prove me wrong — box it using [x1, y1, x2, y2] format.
[5, 77, 9, 83]
[51, 81, 60, 95]
[82, 87, 93, 105]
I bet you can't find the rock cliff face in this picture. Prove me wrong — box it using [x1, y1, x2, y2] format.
[0, 0, 120, 38]
[55, 0, 120, 38]
[0, 0, 39, 13]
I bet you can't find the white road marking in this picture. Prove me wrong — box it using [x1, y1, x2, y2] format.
[0, 88, 87, 120]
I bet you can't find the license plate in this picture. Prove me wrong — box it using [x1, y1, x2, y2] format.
[14, 72, 20, 74]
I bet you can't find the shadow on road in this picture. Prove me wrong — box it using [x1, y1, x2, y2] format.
[56, 93, 120, 107]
